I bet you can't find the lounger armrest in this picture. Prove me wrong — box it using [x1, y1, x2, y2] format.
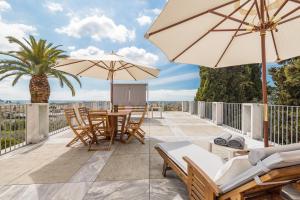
[183, 156, 221, 199]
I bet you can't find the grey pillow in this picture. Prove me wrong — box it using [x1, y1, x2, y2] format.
[248, 143, 300, 165]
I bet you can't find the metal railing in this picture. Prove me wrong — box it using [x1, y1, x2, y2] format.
[49, 103, 74, 135]
[269, 105, 300, 145]
[0, 104, 27, 155]
[49, 101, 111, 135]
[223, 103, 242, 133]
[204, 102, 213, 120]
[148, 101, 183, 111]
[78, 101, 110, 110]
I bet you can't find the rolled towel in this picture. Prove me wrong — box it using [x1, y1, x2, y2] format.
[214, 133, 232, 146]
[227, 135, 245, 149]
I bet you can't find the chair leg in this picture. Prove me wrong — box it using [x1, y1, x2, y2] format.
[162, 161, 168, 177]
[66, 136, 79, 147]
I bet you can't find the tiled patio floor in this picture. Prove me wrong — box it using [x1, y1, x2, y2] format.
[0, 112, 231, 200]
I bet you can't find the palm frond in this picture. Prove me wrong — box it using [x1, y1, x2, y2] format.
[6, 36, 32, 55]
[12, 73, 27, 86]
[0, 72, 20, 82]
[58, 70, 82, 87]
[59, 74, 76, 96]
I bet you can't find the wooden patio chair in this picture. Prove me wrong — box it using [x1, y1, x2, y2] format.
[155, 141, 300, 200]
[125, 104, 148, 144]
[87, 111, 114, 151]
[64, 108, 92, 147]
[78, 107, 89, 126]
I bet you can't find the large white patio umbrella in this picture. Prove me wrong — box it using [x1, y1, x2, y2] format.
[54, 52, 160, 105]
[145, 0, 300, 147]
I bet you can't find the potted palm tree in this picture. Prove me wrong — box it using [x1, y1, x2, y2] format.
[0, 35, 81, 103]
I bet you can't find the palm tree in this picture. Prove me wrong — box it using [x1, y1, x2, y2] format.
[0, 35, 81, 103]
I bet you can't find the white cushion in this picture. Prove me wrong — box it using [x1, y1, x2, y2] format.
[248, 143, 300, 165]
[155, 141, 224, 180]
[214, 155, 252, 185]
[220, 150, 300, 193]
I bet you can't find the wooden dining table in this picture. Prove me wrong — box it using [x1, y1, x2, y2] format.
[107, 110, 131, 142]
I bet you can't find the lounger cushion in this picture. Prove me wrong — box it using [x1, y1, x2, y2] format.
[155, 141, 224, 179]
[214, 155, 252, 185]
[220, 149, 300, 193]
[248, 143, 300, 165]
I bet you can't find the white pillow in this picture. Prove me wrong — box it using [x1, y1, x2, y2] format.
[248, 143, 300, 165]
[214, 155, 252, 185]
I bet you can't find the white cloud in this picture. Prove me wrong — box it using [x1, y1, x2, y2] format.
[117, 46, 159, 66]
[136, 15, 152, 26]
[150, 8, 161, 15]
[67, 46, 76, 51]
[160, 64, 187, 75]
[150, 72, 199, 86]
[0, 1, 11, 12]
[0, 19, 37, 51]
[69, 46, 159, 66]
[70, 46, 105, 58]
[44, 2, 63, 13]
[56, 14, 135, 43]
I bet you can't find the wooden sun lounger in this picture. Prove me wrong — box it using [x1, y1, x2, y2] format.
[155, 146, 300, 200]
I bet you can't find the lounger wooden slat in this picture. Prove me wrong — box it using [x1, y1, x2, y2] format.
[155, 142, 300, 200]
[155, 146, 188, 184]
[183, 156, 300, 200]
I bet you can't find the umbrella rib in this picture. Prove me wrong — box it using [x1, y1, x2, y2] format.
[264, 2, 281, 61]
[53, 60, 87, 68]
[97, 61, 110, 70]
[289, 0, 300, 4]
[88, 61, 110, 70]
[135, 66, 158, 78]
[254, 0, 262, 20]
[212, 29, 248, 32]
[125, 68, 137, 81]
[277, 6, 300, 21]
[76, 61, 102, 76]
[115, 61, 131, 71]
[172, 0, 251, 62]
[214, 2, 255, 68]
[145, 0, 239, 38]
[210, 11, 258, 28]
[235, 31, 253, 37]
[272, 0, 288, 19]
[278, 14, 300, 25]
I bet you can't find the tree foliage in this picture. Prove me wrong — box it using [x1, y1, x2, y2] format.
[0, 36, 81, 102]
[195, 64, 262, 103]
[269, 58, 300, 106]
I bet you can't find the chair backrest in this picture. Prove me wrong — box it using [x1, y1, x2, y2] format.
[78, 107, 89, 125]
[138, 104, 148, 125]
[87, 111, 111, 135]
[64, 108, 81, 129]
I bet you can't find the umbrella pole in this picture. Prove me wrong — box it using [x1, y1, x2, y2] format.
[111, 71, 114, 111]
[260, 0, 269, 147]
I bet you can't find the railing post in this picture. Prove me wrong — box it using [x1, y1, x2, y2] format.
[242, 103, 263, 139]
[26, 103, 49, 144]
[198, 101, 205, 118]
[212, 102, 223, 125]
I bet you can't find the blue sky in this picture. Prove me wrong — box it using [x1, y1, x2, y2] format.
[0, 0, 276, 101]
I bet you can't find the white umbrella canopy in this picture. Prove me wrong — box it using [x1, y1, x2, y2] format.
[145, 0, 300, 147]
[146, 0, 300, 67]
[54, 52, 160, 104]
[54, 53, 159, 81]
